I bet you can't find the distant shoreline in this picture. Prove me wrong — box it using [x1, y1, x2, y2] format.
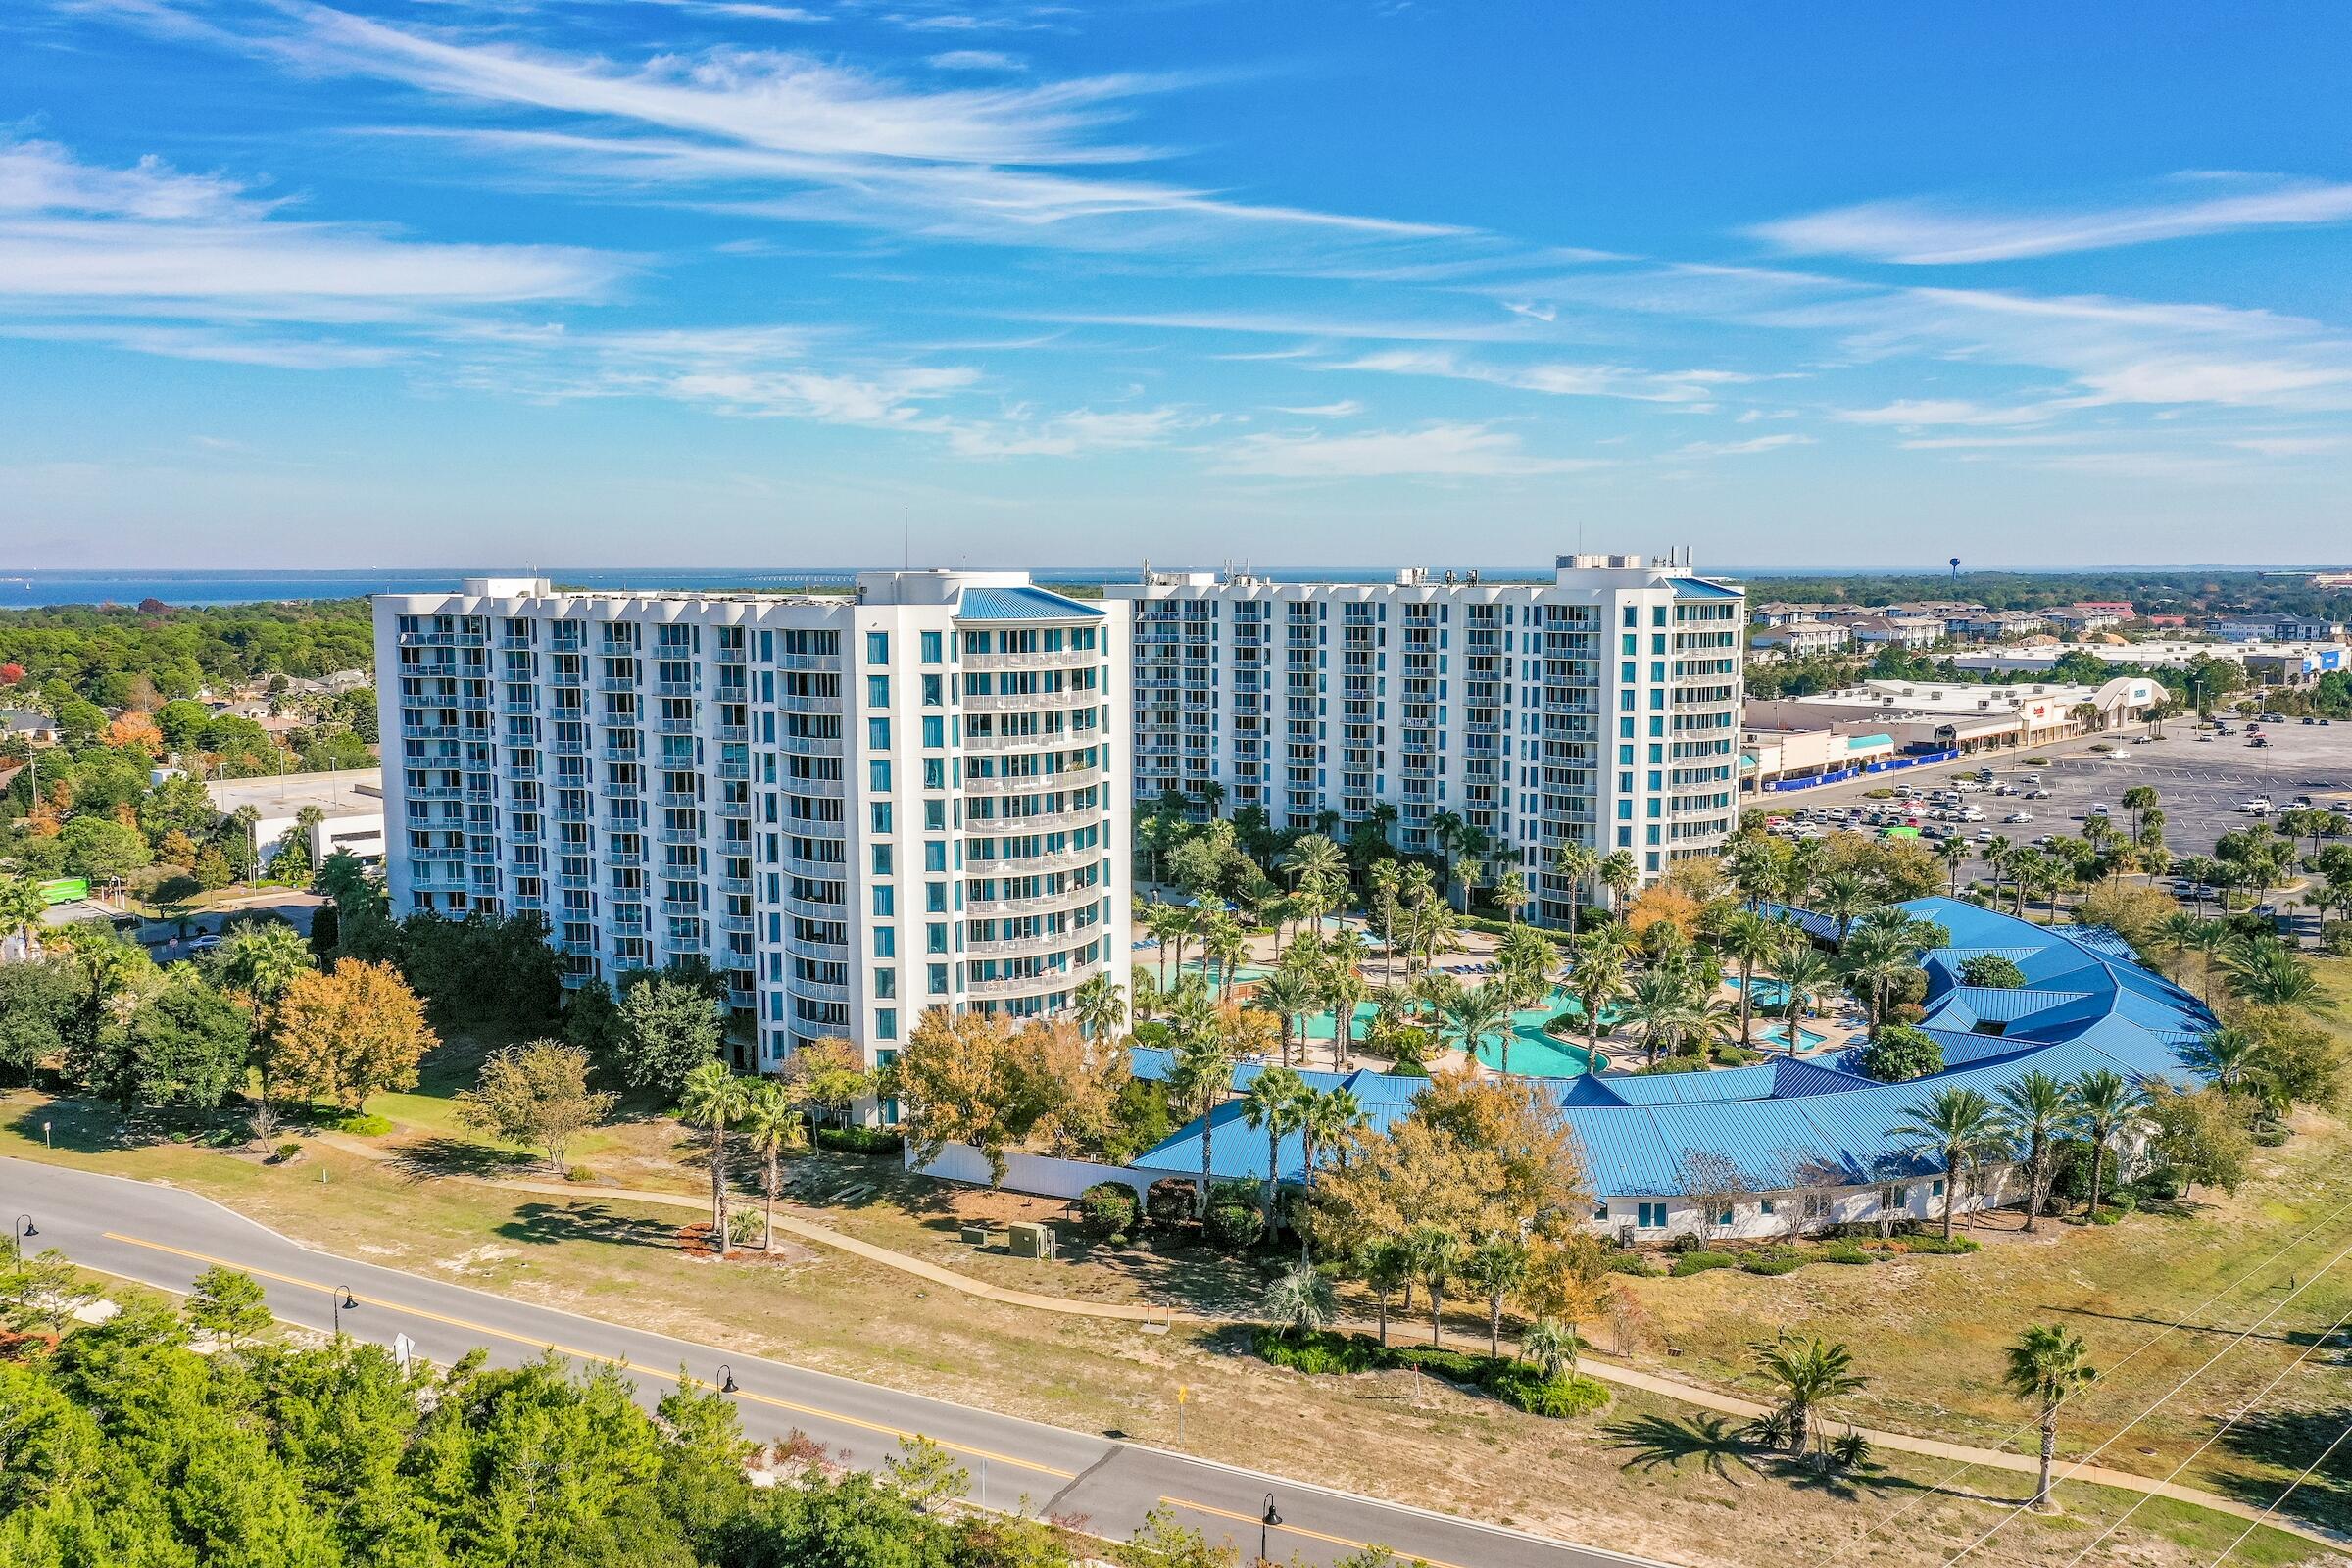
[2, 563, 2343, 611]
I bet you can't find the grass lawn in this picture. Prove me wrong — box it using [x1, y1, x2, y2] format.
[1, 1092, 2328, 1568]
[1609, 956, 2352, 1537]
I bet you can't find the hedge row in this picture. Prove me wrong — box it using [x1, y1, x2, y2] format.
[1251, 1329, 1610, 1419]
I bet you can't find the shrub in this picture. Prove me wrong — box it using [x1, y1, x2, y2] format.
[269, 1140, 304, 1164]
[336, 1112, 393, 1137]
[1816, 1241, 1876, 1266]
[1603, 1250, 1660, 1277]
[564, 1165, 598, 1184]
[1204, 1201, 1262, 1253]
[1387, 1346, 1492, 1383]
[813, 1125, 904, 1157]
[1957, 955, 2027, 990]
[1669, 1250, 1736, 1277]
[1252, 1327, 1379, 1376]
[726, 1208, 765, 1246]
[1900, 1235, 1981, 1255]
[1858, 1024, 1944, 1083]
[1131, 1020, 1174, 1048]
[1078, 1182, 1141, 1238]
[1145, 1178, 1197, 1230]
[1740, 1254, 1803, 1276]
[1489, 1364, 1612, 1418]
[1640, 1054, 1711, 1076]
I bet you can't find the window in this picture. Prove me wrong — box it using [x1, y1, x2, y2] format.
[1636, 1202, 1667, 1229]
[875, 1007, 898, 1041]
[921, 715, 945, 748]
[871, 886, 895, 916]
[1932, 1179, 1946, 1199]
[924, 840, 948, 872]
[1592, 1202, 1609, 1221]
[920, 630, 942, 663]
[874, 966, 896, 1000]
[867, 717, 891, 749]
[871, 844, 893, 875]
[869, 801, 893, 833]
[868, 760, 891, 790]
[926, 881, 948, 913]
[923, 799, 947, 831]
[873, 927, 896, 957]
[928, 962, 949, 995]
[922, 673, 944, 706]
[1713, 1206, 1734, 1227]
[866, 631, 889, 666]
[926, 921, 948, 954]
[922, 758, 946, 790]
[1759, 1199, 1777, 1216]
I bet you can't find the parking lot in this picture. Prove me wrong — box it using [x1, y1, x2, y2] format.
[1761, 717, 2352, 880]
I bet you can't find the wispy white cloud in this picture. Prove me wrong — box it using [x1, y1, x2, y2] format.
[1756, 175, 2352, 264]
[1835, 397, 2055, 427]
[1335, 346, 1747, 404]
[926, 49, 1024, 71]
[1268, 399, 1362, 417]
[1211, 421, 1600, 479]
[1668, 433, 1813, 458]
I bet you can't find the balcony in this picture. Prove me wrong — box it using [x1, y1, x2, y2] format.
[779, 732, 843, 757]
[962, 883, 1102, 919]
[789, 975, 851, 1004]
[972, 806, 1101, 836]
[962, 689, 1096, 713]
[964, 972, 1073, 1000]
[970, 844, 1101, 876]
[963, 647, 1100, 672]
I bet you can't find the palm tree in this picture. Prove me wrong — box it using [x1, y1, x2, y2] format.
[1997, 1070, 2071, 1233]
[1622, 967, 1702, 1065]
[1169, 1026, 1236, 1217]
[2006, 1325, 2097, 1511]
[0, 875, 46, 959]
[1430, 808, 1467, 911]
[1252, 968, 1316, 1067]
[1748, 1334, 1867, 1458]
[1716, 910, 1780, 1049]
[1129, 964, 1162, 1024]
[1940, 835, 1970, 896]
[2067, 1069, 2148, 1220]
[1320, 961, 1369, 1070]
[678, 1060, 753, 1251]
[1280, 833, 1347, 903]
[1360, 1239, 1413, 1347]
[1297, 1086, 1365, 1196]
[1073, 972, 1126, 1043]
[1551, 840, 1598, 934]
[1838, 922, 1917, 1027]
[2180, 1026, 2274, 1100]
[1598, 850, 1639, 912]
[1146, 900, 1196, 990]
[1890, 1086, 2011, 1241]
[1202, 911, 1249, 999]
[1773, 942, 1838, 1057]
[1239, 1065, 1306, 1240]
[1440, 982, 1516, 1072]
[1459, 1237, 1529, 1359]
[2222, 942, 2325, 1009]
[1368, 859, 1403, 979]
[1568, 932, 1631, 1064]
[1261, 1261, 1337, 1341]
[1983, 835, 2014, 906]
[2121, 785, 2160, 840]
[1408, 1226, 1461, 1345]
[1814, 870, 1877, 940]
[1494, 868, 1533, 929]
[1522, 1316, 1581, 1378]
[736, 1076, 807, 1254]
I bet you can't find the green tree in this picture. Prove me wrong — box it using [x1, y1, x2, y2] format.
[2006, 1324, 2097, 1511]
[1748, 1333, 1867, 1458]
[618, 974, 724, 1097]
[736, 1076, 808, 1254]
[1260, 1261, 1337, 1341]
[456, 1039, 617, 1174]
[96, 968, 253, 1113]
[2067, 1069, 2149, 1218]
[1997, 1070, 2073, 1233]
[678, 1061, 753, 1250]
[57, 815, 152, 883]
[1458, 1236, 1530, 1360]
[184, 1265, 272, 1351]
[1238, 1064, 1305, 1240]
[1858, 1023, 1944, 1084]
[1889, 1086, 2012, 1240]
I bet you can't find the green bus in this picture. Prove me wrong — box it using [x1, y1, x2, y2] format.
[36, 878, 89, 906]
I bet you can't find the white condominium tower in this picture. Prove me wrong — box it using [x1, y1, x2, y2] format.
[374, 572, 1132, 1073]
[1106, 553, 1743, 921]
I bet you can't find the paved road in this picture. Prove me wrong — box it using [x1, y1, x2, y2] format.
[3, 1157, 1664, 1568]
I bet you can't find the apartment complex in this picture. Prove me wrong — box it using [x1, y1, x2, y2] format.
[374, 573, 1131, 1072]
[1105, 553, 1745, 922]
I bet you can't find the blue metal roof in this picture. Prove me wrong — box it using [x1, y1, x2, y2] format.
[1122, 897, 2212, 1200]
[955, 585, 1102, 620]
[1672, 577, 1745, 600]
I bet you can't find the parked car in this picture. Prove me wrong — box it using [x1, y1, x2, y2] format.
[2003, 811, 2034, 823]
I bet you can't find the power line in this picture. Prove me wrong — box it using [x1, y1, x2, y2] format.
[2203, 1412, 2352, 1566]
[1942, 1231, 2352, 1564]
[1825, 1196, 2352, 1566]
[2056, 1295, 2352, 1568]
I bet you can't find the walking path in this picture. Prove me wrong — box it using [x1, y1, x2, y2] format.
[313, 1129, 2348, 1549]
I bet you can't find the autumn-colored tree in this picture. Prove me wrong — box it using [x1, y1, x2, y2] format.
[784, 1035, 875, 1126]
[457, 1039, 616, 1173]
[1623, 883, 1705, 945]
[106, 711, 165, 757]
[264, 958, 437, 1112]
[895, 1009, 1131, 1185]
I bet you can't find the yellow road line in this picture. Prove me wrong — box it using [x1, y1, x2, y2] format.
[100, 1230, 1073, 1482]
[1160, 1494, 1462, 1568]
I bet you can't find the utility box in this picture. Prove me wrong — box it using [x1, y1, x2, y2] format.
[1007, 1222, 1054, 1259]
[959, 1224, 991, 1248]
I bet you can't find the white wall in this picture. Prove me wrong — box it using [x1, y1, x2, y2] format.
[1591, 1163, 2020, 1244]
[909, 1140, 1154, 1202]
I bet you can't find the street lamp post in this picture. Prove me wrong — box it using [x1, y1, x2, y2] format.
[1259, 1494, 1282, 1565]
[716, 1363, 740, 1395]
[12, 1214, 34, 1260]
[331, 1285, 356, 1337]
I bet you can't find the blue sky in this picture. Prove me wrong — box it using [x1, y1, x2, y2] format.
[4, 1, 2350, 570]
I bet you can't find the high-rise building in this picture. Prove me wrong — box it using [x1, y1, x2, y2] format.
[374, 572, 1131, 1074]
[1105, 553, 1743, 923]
